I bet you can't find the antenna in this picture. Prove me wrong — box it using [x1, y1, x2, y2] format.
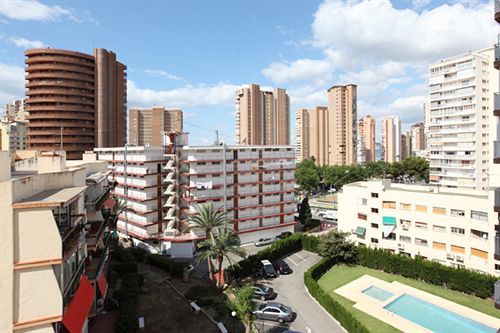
[214, 130, 219, 145]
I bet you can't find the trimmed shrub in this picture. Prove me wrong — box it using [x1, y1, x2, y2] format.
[357, 247, 497, 299]
[116, 273, 140, 333]
[302, 234, 320, 253]
[145, 254, 187, 278]
[304, 218, 321, 231]
[109, 262, 138, 276]
[304, 258, 370, 333]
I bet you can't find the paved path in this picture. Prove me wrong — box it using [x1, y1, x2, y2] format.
[255, 250, 346, 333]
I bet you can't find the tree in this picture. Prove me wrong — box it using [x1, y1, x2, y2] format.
[401, 156, 429, 182]
[188, 202, 228, 280]
[110, 197, 133, 237]
[298, 197, 312, 228]
[197, 228, 246, 288]
[228, 285, 256, 333]
[295, 159, 320, 193]
[317, 231, 358, 263]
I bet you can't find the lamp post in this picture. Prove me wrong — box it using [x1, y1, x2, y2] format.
[230, 310, 236, 332]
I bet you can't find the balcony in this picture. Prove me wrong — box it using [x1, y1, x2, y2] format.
[494, 93, 500, 117]
[495, 188, 500, 213]
[495, 141, 500, 164]
[495, 43, 500, 70]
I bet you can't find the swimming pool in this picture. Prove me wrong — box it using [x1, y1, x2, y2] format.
[362, 285, 394, 301]
[384, 294, 497, 333]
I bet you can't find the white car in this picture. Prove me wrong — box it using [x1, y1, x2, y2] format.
[255, 238, 276, 247]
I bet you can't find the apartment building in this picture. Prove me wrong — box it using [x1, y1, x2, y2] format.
[295, 106, 328, 164]
[338, 179, 499, 275]
[358, 115, 376, 163]
[129, 106, 183, 146]
[327, 84, 357, 165]
[382, 116, 401, 163]
[492, 3, 500, 286]
[428, 48, 497, 190]
[0, 151, 112, 333]
[357, 132, 366, 165]
[375, 143, 384, 161]
[235, 84, 290, 145]
[401, 132, 412, 160]
[0, 120, 26, 153]
[25, 48, 127, 159]
[3, 99, 27, 122]
[180, 145, 296, 244]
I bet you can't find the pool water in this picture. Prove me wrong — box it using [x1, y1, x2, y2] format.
[384, 294, 497, 333]
[362, 285, 394, 301]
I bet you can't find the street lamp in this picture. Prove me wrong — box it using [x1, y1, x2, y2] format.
[230, 311, 237, 332]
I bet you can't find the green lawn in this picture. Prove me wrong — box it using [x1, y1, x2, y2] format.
[317, 264, 499, 333]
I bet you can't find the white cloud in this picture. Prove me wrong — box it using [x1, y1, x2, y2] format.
[7, 36, 46, 49]
[0, 0, 78, 21]
[262, 58, 333, 84]
[144, 69, 183, 81]
[127, 80, 244, 109]
[0, 63, 25, 105]
[312, 0, 494, 63]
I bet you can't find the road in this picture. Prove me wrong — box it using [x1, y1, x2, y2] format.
[254, 250, 345, 333]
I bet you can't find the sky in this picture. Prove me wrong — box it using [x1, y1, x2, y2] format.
[0, 0, 498, 145]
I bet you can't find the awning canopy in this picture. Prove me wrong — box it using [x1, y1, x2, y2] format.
[382, 225, 396, 238]
[87, 210, 104, 222]
[382, 216, 397, 225]
[62, 276, 94, 333]
[98, 273, 108, 299]
[103, 198, 116, 209]
[355, 226, 366, 236]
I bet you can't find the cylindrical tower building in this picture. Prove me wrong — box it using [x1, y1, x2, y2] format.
[25, 49, 96, 159]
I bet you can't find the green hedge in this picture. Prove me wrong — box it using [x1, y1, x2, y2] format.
[304, 258, 370, 333]
[145, 254, 187, 278]
[357, 247, 497, 299]
[116, 273, 140, 333]
[109, 262, 138, 276]
[304, 219, 321, 231]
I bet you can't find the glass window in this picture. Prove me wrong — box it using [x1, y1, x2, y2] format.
[415, 221, 427, 229]
[357, 213, 367, 221]
[400, 203, 411, 210]
[432, 225, 446, 233]
[471, 210, 488, 221]
[371, 208, 379, 213]
[399, 235, 411, 243]
[415, 205, 427, 213]
[432, 207, 446, 215]
[415, 238, 428, 246]
[371, 193, 379, 198]
[451, 209, 465, 217]
[371, 238, 378, 244]
[371, 223, 378, 229]
[382, 201, 396, 209]
[451, 227, 465, 235]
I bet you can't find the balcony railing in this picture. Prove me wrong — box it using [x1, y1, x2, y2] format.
[495, 188, 500, 213]
[495, 141, 500, 163]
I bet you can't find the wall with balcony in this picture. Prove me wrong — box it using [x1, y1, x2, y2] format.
[114, 175, 159, 188]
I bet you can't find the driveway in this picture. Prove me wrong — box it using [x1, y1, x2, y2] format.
[254, 250, 346, 333]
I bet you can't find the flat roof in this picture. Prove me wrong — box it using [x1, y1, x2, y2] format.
[13, 186, 87, 209]
[182, 145, 294, 150]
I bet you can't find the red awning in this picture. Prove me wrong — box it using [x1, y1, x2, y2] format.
[62, 276, 94, 333]
[103, 198, 116, 209]
[98, 272, 108, 299]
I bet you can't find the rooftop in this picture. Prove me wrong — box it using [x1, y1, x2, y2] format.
[13, 186, 87, 209]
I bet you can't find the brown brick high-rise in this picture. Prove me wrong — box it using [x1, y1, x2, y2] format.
[25, 48, 126, 159]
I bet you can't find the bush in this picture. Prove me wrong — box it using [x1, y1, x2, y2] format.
[304, 258, 370, 333]
[116, 273, 140, 333]
[185, 284, 219, 301]
[357, 247, 497, 299]
[130, 247, 148, 262]
[109, 262, 138, 276]
[304, 218, 321, 231]
[113, 247, 135, 263]
[302, 234, 320, 253]
[145, 254, 187, 278]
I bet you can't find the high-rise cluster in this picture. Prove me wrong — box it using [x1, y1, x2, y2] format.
[129, 106, 183, 146]
[25, 48, 127, 160]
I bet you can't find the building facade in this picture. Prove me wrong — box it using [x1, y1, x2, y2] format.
[357, 115, 376, 163]
[25, 48, 127, 160]
[327, 84, 357, 165]
[3, 99, 27, 122]
[0, 151, 112, 333]
[295, 106, 328, 164]
[428, 48, 497, 190]
[235, 84, 290, 145]
[0, 120, 26, 153]
[129, 106, 183, 146]
[411, 122, 425, 155]
[492, 2, 500, 284]
[375, 143, 385, 161]
[382, 116, 401, 163]
[401, 132, 412, 160]
[338, 179, 499, 276]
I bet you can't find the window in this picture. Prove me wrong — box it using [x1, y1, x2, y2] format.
[415, 205, 427, 213]
[471, 229, 488, 240]
[415, 238, 428, 246]
[371, 193, 379, 198]
[471, 210, 488, 221]
[451, 209, 465, 217]
[371, 238, 378, 244]
[495, 264, 500, 271]
[400, 219, 411, 231]
[432, 242, 446, 250]
[451, 245, 465, 254]
[415, 221, 427, 229]
[358, 198, 367, 206]
[382, 201, 396, 209]
[433, 225, 446, 233]
[399, 235, 411, 243]
[471, 248, 488, 259]
[358, 213, 367, 221]
[451, 227, 465, 235]
[432, 207, 446, 215]
[371, 208, 379, 213]
[400, 203, 411, 211]
[371, 223, 378, 229]
[384, 233, 396, 240]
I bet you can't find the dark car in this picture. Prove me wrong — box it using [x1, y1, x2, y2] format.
[273, 259, 292, 275]
[252, 283, 275, 301]
[255, 259, 278, 278]
[276, 231, 293, 239]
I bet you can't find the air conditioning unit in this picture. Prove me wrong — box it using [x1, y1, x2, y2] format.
[446, 253, 454, 260]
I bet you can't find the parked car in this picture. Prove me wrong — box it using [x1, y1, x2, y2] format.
[276, 231, 293, 239]
[273, 259, 292, 275]
[252, 283, 275, 301]
[255, 238, 275, 247]
[253, 302, 293, 323]
[254, 259, 278, 278]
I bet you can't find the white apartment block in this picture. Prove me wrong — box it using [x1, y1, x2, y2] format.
[338, 179, 500, 276]
[0, 151, 112, 333]
[179, 145, 296, 244]
[428, 48, 498, 190]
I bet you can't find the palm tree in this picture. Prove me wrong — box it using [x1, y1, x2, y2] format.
[110, 197, 133, 238]
[188, 202, 228, 280]
[197, 227, 246, 288]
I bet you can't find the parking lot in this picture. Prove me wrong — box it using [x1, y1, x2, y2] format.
[253, 250, 345, 333]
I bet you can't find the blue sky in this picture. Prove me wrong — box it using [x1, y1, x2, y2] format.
[0, 0, 496, 144]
